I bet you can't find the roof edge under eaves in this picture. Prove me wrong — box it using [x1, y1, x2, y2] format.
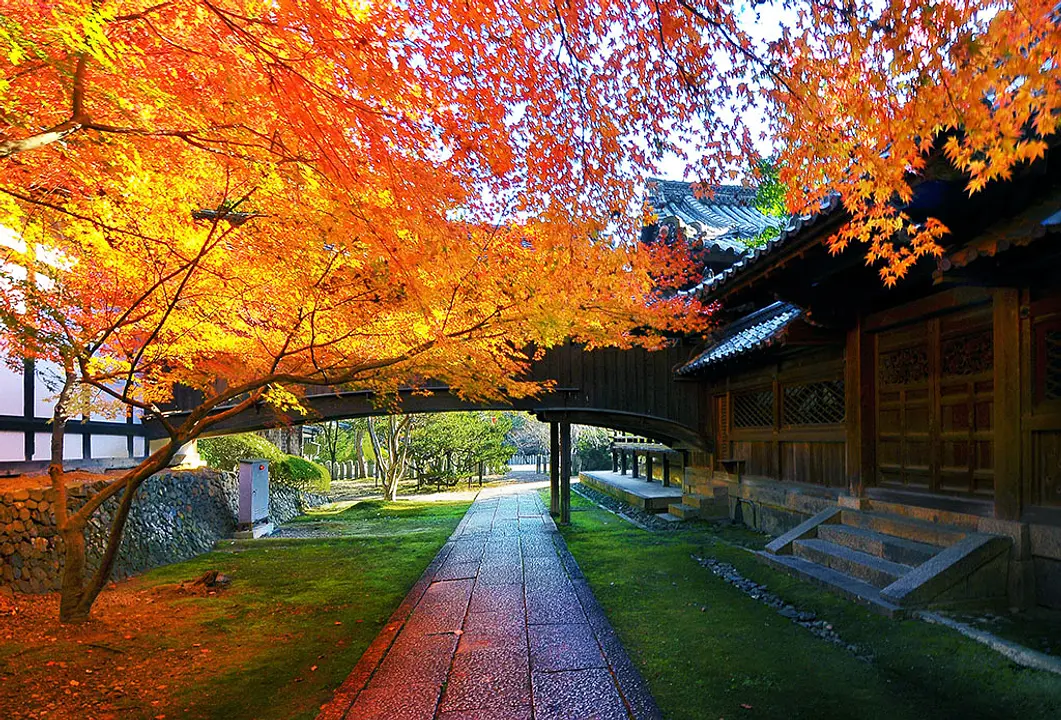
[699, 194, 845, 303]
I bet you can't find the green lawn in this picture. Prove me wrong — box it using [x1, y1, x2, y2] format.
[552, 490, 1061, 720]
[139, 498, 470, 719]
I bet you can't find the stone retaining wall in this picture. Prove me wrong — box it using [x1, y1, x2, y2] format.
[0, 469, 324, 594]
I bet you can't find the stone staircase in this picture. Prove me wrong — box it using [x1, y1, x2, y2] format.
[759, 499, 1011, 617]
[666, 484, 730, 521]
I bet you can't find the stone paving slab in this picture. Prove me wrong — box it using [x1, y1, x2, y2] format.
[317, 482, 662, 720]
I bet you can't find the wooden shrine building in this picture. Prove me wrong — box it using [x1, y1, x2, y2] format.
[638, 145, 1061, 613]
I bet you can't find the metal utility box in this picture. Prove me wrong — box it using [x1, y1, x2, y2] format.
[238, 458, 271, 526]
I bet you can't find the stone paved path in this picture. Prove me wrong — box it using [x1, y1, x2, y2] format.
[317, 482, 660, 720]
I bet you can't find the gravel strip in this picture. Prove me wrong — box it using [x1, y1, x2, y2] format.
[692, 553, 872, 662]
[572, 483, 679, 532]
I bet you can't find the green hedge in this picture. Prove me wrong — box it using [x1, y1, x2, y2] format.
[198, 433, 331, 493]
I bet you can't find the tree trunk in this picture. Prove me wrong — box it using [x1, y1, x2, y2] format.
[57, 522, 89, 622]
[354, 426, 366, 478]
[367, 418, 383, 487]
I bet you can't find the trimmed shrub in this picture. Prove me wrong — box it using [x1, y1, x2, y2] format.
[198, 433, 330, 492]
[273, 455, 331, 493]
[198, 433, 283, 471]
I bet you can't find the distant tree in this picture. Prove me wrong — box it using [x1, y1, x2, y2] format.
[410, 412, 515, 484]
[749, 159, 788, 247]
[573, 426, 612, 472]
[366, 416, 414, 502]
[306, 421, 358, 471]
[505, 413, 550, 457]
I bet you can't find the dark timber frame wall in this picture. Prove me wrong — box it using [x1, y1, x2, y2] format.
[0, 360, 148, 474]
[707, 345, 847, 488]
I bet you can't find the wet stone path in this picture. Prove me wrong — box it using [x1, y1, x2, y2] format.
[317, 483, 660, 720]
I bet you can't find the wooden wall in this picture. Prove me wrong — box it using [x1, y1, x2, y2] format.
[707, 346, 848, 488]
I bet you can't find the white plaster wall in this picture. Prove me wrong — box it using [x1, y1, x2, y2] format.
[91, 434, 129, 459]
[33, 360, 63, 419]
[0, 431, 23, 461]
[32, 432, 83, 461]
[0, 364, 22, 416]
[133, 436, 146, 457]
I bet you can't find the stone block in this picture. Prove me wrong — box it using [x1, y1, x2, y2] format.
[764, 507, 841, 555]
[745, 484, 787, 508]
[977, 518, 1030, 559]
[759, 505, 816, 537]
[1034, 556, 1061, 610]
[786, 492, 836, 517]
[11, 489, 29, 502]
[837, 495, 868, 510]
[1007, 559, 1037, 610]
[881, 534, 1010, 607]
[1029, 523, 1061, 561]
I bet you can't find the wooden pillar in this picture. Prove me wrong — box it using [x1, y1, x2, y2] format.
[845, 318, 876, 497]
[663, 455, 671, 487]
[632, 451, 640, 478]
[994, 288, 1021, 520]
[620, 450, 628, 475]
[645, 453, 654, 483]
[612, 450, 619, 473]
[560, 421, 572, 524]
[550, 422, 560, 517]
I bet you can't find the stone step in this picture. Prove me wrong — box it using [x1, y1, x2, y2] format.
[841, 510, 968, 548]
[865, 495, 989, 530]
[667, 503, 701, 520]
[793, 538, 912, 589]
[756, 551, 904, 618]
[817, 524, 940, 566]
[658, 512, 683, 523]
[681, 494, 710, 509]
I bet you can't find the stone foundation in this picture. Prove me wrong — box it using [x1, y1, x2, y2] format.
[0, 469, 324, 594]
[722, 474, 1061, 610]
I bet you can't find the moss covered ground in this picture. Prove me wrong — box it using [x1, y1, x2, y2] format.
[551, 489, 1061, 720]
[1, 498, 470, 720]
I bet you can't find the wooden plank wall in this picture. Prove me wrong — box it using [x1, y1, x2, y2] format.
[707, 346, 848, 488]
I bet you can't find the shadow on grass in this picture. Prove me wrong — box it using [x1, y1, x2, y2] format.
[131, 498, 471, 719]
[551, 490, 1061, 720]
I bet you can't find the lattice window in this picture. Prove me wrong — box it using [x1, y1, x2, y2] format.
[783, 380, 845, 425]
[732, 389, 774, 428]
[1044, 329, 1061, 401]
[941, 330, 993, 376]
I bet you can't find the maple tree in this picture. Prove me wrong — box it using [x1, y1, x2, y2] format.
[0, 0, 1056, 622]
[0, 0, 706, 622]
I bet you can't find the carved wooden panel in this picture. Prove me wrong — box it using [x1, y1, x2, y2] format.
[879, 346, 929, 386]
[875, 315, 993, 498]
[941, 330, 993, 377]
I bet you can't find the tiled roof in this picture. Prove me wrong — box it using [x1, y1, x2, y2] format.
[678, 301, 802, 375]
[700, 193, 843, 298]
[646, 179, 785, 256]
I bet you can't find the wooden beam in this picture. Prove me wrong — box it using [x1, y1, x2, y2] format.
[559, 421, 572, 525]
[994, 288, 1022, 520]
[863, 287, 991, 333]
[646, 453, 654, 483]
